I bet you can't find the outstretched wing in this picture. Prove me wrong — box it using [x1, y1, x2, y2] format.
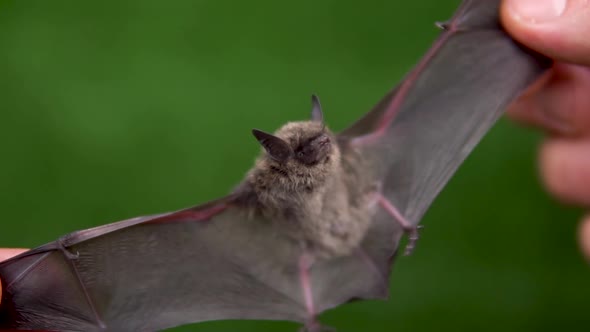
[0, 194, 396, 331]
[0, 197, 301, 331]
[339, 0, 549, 224]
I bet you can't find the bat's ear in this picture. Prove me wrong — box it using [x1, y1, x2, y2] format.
[310, 94, 324, 123]
[252, 129, 293, 162]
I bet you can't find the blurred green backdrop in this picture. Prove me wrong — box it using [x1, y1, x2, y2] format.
[0, 0, 588, 331]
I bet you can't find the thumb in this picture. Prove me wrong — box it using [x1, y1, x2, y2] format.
[501, 0, 590, 66]
[0, 249, 27, 262]
[0, 248, 28, 306]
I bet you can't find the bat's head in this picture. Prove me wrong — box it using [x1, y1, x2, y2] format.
[251, 95, 340, 187]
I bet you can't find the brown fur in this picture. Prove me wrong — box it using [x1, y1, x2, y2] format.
[237, 121, 375, 258]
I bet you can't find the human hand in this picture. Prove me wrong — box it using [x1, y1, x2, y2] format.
[501, 0, 590, 260]
[0, 248, 27, 305]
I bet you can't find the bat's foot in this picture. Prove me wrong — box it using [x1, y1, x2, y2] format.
[374, 192, 422, 255]
[299, 320, 336, 332]
[298, 254, 334, 332]
[402, 224, 423, 256]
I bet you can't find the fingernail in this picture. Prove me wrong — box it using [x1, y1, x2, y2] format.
[509, 0, 567, 23]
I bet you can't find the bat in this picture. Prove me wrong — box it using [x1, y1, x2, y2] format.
[0, 0, 549, 331]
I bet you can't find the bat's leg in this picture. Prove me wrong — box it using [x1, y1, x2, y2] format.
[298, 253, 315, 320]
[375, 193, 421, 255]
[298, 253, 318, 331]
[298, 253, 335, 332]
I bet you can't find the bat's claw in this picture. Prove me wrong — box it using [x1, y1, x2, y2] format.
[300, 320, 336, 332]
[402, 224, 423, 256]
[435, 21, 450, 30]
[58, 238, 80, 260]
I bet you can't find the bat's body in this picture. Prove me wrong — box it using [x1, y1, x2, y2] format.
[239, 120, 377, 259]
[0, 1, 549, 331]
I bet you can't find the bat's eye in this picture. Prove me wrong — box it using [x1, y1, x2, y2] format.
[297, 151, 305, 158]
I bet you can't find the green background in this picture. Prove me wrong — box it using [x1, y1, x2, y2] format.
[0, 0, 588, 331]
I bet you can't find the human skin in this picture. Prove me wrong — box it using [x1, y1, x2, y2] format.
[0, 248, 27, 302]
[501, 0, 590, 260]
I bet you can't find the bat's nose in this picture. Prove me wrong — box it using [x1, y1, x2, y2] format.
[317, 135, 330, 146]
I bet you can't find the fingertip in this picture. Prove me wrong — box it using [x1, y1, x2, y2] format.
[0, 248, 27, 262]
[539, 140, 565, 200]
[0, 248, 27, 306]
[500, 0, 554, 51]
[501, 0, 590, 66]
[579, 215, 590, 262]
[500, 0, 533, 44]
[539, 139, 578, 204]
[502, 0, 567, 25]
[539, 139, 590, 205]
